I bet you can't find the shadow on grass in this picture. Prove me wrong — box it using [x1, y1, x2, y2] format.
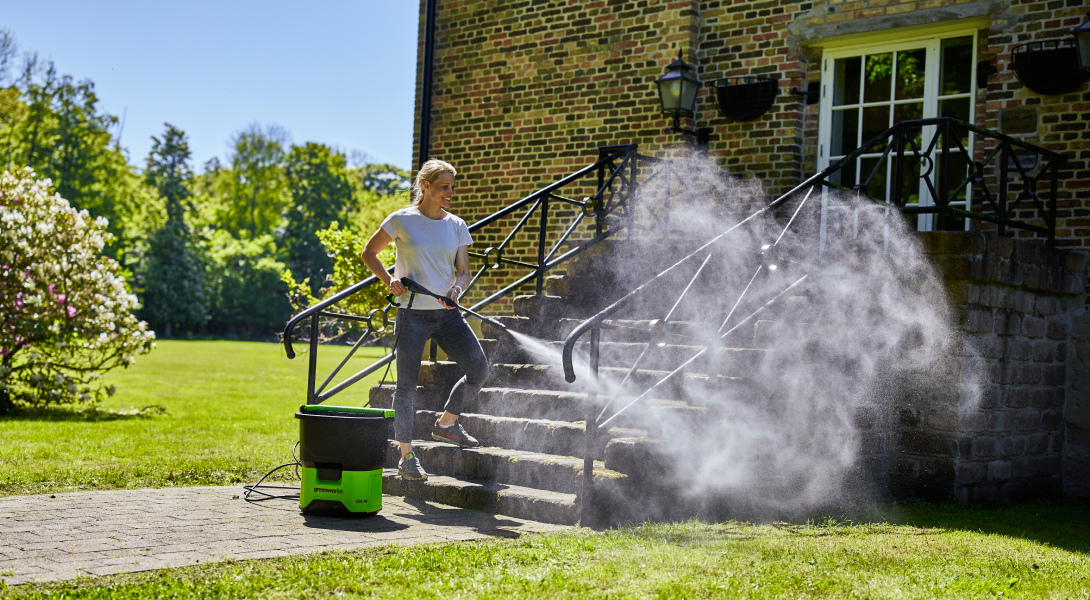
[891, 497, 1090, 555]
[0, 404, 168, 422]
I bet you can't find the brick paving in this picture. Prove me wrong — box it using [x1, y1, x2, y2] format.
[0, 486, 569, 586]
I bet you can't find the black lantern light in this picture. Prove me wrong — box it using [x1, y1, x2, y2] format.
[1074, 12, 1090, 71]
[654, 50, 709, 144]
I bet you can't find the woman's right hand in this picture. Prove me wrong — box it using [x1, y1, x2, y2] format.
[387, 278, 406, 297]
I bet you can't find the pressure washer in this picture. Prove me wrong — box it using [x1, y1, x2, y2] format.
[244, 278, 506, 517]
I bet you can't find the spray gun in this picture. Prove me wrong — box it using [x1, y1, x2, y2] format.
[393, 277, 508, 332]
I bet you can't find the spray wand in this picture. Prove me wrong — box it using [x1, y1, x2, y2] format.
[394, 277, 508, 332]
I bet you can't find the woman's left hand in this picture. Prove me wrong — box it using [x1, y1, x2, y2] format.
[445, 287, 461, 309]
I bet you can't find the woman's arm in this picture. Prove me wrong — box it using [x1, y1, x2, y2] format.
[362, 228, 405, 297]
[446, 245, 471, 308]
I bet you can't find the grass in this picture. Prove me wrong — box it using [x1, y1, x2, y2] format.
[0, 340, 395, 496]
[4, 502, 1090, 599]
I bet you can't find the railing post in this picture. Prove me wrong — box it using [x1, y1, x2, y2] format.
[998, 142, 1009, 238]
[1048, 161, 1058, 248]
[536, 193, 549, 296]
[307, 313, 320, 405]
[581, 325, 601, 528]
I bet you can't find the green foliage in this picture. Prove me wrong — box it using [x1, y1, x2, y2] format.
[282, 143, 353, 293]
[222, 123, 288, 239]
[136, 125, 206, 338]
[204, 231, 291, 337]
[0, 169, 155, 411]
[349, 162, 410, 195]
[0, 36, 157, 267]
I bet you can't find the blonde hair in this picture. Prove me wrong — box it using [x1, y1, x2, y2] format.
[411, 158, 457, 205]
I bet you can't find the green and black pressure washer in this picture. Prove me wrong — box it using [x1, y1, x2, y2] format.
[295, 404, 394, 517]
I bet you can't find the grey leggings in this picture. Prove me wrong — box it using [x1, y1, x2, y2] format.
[392, 308, 490, 443]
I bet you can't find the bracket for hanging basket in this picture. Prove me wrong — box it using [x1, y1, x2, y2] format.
[710, 76, 779, 122]
[1011, 40, 1090, 95]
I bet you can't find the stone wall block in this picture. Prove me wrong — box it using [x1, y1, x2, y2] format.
[1005, 387, 1029, 408]
[1024, 266, 1042, 289]
[979, 385, 1000, 409]
[958, 411, 987, 432]
[922, 231, 985, 256]
[987, 411, 1011, 432]
[1053, 388, 1064, 408]
[1056, 342, 1066, 362]
[995, 311, 1021, 336]
[987, 235, 1014, 259]
[1041, 409, 1063, 431]
[899, 407, 920, 427]
[964, 283, 982, 305]
[972, 334, 1005, 359]
[1006, 338, 1030, 360]
[1030, 388, 1055, 408]
[972, 483, 999, 502]
[1035, 296, 1058, 316]
[1014, 239, 1046, 265]
[1021, 316, 1046, 338]
[956, 461, 986, 484]
[1010, 290, 1035, 313]
[1042, 364, 1065, 386]
[1014, 410, 1041, 431]
[980, 286, 1009, 309]
[929, 410, 958, 432]
[898, 431, 957, 457]
[1004, 362, 1041, 385]
[980, 256, 1000, 283]
[1063, 250, 1089, 273]
[958, 436, 973, 460]
[1002, 435, 1027, 456]
[1036, 455, 1061, 477]
[1030, 340, 1054, 362]
[1027, 432, 1050, 454]
[987, 460, 1012, 481]
[1013, 456, 1033, 478]
[998, 260, 1025, 287]
[972, 436, 999, 458]
[1050, 432, 1064, 453]
[1062, 272, 1086, 295]
[1046, 318, 1068, 340]
[934, 255, 972, 279]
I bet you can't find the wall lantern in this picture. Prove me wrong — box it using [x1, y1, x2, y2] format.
[1074, 12, 1090, 71]
[654, 50, 710, 145]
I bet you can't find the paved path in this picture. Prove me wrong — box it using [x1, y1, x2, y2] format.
[0, 486, 569, 586]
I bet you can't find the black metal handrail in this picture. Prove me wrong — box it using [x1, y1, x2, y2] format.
[563, 116, 1065, 526]
[282, 144, 657, 406]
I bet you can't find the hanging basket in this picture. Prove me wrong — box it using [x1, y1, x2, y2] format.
[711, 76, 779, 122]
[1011, 40, 1090, 96]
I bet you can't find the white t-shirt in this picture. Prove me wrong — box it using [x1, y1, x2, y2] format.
[381, 206, 473, 310]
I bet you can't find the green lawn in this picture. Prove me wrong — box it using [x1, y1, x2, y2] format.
[5, 505, 1090, 599]
[0, 340, 394, 496]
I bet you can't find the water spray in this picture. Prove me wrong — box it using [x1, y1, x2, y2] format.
[397, 277, 509, 332]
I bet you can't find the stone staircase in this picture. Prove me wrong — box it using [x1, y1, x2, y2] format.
[368, 240, 819, 526]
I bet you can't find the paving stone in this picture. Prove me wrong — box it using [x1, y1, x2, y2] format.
[0, 486, 568, 586]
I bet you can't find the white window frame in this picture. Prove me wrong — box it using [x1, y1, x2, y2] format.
[816, 27, 979, 240]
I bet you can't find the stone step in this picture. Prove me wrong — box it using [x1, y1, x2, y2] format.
[487, 362, 756, 397]
[411, 410, 648, 459]
[370, 384, 722, 432]
[383, 439, 627, 496]
[380, 469, 578, 525]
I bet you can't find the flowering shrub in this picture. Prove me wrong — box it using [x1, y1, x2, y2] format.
[0, 168, 156, 410]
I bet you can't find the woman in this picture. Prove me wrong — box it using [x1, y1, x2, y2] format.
[362, 158, 489, 481]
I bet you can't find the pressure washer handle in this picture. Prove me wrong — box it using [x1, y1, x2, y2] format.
[399, 277, 458, 307]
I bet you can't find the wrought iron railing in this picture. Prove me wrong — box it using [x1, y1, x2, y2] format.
[282, 144, 659, 406]
[563, 117, 1065, 525]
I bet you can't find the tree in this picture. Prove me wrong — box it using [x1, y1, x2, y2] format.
[283, 143, 353, 293]
[136, 124, 206, 338]
[349, 162, 410, 196]
[222, 123, 288, 239]
[0, 168, 155, 412]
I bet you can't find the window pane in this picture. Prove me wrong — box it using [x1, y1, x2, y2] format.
[834, 57, 861, 106]
[831, 108, 859, 156]
[941, 36, 973, 95]
[830, 157, 857, 188]
[859, 156, 888, 201]
[864, 53, 892, 103]
[895, 48, 927, 100]
[861, 105, 890, 151]
[894, 155, 922, 206]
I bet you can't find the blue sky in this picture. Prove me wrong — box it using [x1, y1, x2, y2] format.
[2, 1, 419, 170]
